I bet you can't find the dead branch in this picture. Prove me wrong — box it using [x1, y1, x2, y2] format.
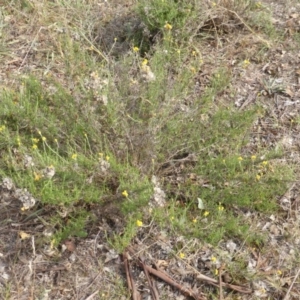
[196, 272, 252, 294]
[140, 257, 160, 300]
[148, 262, 204, 299]
[283, 268, 300, 300]
[218, 264, 225, 300]
[84, 290, 99, 300]
[122, 252, 141, 300]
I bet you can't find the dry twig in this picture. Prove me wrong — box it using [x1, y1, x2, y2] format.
[147, 262, 204, 300]
[84, 290, 99, 300]
[122, 252, 141, 300]
[218, 264, 225, 300]
[283, 268, 300, 300]
[196, 272, 252, 294]
[140, 257, 160, 300]
[127, 247, 203, 299]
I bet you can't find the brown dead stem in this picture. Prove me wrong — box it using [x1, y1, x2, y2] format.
[127, 247, 205, 300]
[122, 252, 141, 300]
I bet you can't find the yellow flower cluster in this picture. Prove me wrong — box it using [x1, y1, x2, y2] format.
[122, 190, 128, 198]
[32, 137, 39, 150]
[136, 220, 143, 227]
[218, 203, 224, 211]
[164, 22, 172, 30]
[211, 256, 217, 262]
[98, 152, 110, 162]
[34, 171, 43, 181]
[37, 130, 46, 140]
[243, 59, 250, 68]
[203, 210, 210, 217]
[256, 160, 269, 181]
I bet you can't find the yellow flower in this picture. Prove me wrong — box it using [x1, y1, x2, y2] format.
[164, 22, 172, 30]
[255, 2, 262, 8]
[136, 220, 143, 227]
[256, 174, 261, 181]
[243, 59, 250, 68]
[42, 136, 46, 142]
[130, 79, 138, 85]
[218, 203, 224, 211]
[277, 270, 282, 275]
[50, 238, 56, 249]
[17, 137, 21, 146]
[203, 211, 210, 217]
[122, 190, 128, 198]
[142, 58, 148, 66]
[71, 153, 77, 160]
[262, 161, 268, 166]
[215, 269, 219, 275]
[54, 138, 58, 143]
[192, 218, 197, 223]
[238, 156, 243, 161]
[32, 138, 39, 144]
[133, 46, 139, 52]
[19, 231, 31, 240]
[192, 50, 197, 56]
[211, 256, 217, 262]
[90, 71, 99, 79]
[251, 155, 256, 161]
[32, 144, 38, 150]
[34, 172, 42, 181]
[179, 252, 185, 259]
[105, 155, 110, 161]
[0, 125, 6, 132]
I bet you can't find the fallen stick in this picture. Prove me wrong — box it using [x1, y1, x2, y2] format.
[140, 257, 160, 300]
[196, 273, 252, 294]
[128, 253, 204, 300]
[218, 264, 224, 300]
[84, 290, 99, 300]
[122, 252, 141, 300]
[127, 247, 252, 297]
[283, 268, 300, 300]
